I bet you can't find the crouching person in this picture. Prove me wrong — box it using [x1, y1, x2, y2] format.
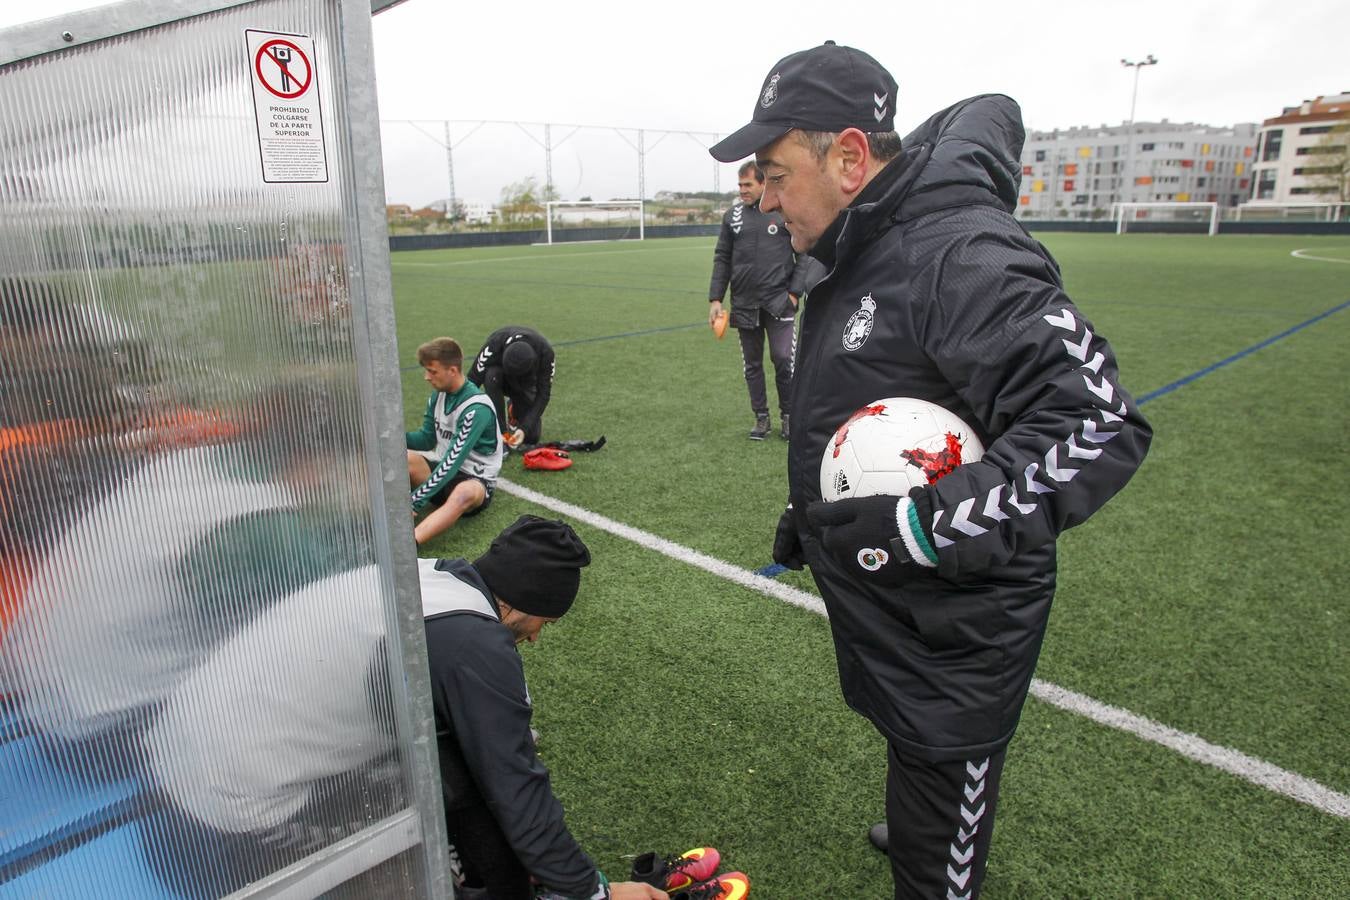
[423, 515, 666, 900]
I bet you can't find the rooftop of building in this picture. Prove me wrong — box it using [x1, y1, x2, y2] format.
[1026, 120, 1258, 141]
[1263, 92, 1350, 126]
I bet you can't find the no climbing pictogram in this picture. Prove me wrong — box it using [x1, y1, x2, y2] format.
[254, 38, 312, 99]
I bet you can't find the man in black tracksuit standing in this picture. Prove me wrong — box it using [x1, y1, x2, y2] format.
[708, 161, 821, 441]
[710, 44, 1151, 898]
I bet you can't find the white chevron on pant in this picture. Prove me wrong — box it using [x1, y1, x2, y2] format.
[944, 756, 989, 900]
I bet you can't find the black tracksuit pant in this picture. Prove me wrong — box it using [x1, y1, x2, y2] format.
[886, 743, 1007, 899]
[736, 308, 796, 419]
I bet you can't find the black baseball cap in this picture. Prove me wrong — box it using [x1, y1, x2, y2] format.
[709, 42, 899, 163]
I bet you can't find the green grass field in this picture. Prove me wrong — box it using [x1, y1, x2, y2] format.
[391, 234, 1350, 898]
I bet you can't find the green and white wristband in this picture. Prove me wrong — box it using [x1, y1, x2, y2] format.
[895, 496, 938, 568]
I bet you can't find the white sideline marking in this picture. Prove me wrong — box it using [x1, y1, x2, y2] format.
[498, 479, 826, 618]
[1028, 681, 1350, 819]
[392, 244, 702, 267]
[497, 477, 1350, 820]
[1291, 248, 1350, 264]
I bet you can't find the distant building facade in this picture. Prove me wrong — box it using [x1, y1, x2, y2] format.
[458, 199, 497, 225]
[1018, 120, 1257, 219]
[1249, 92, 1350, 206]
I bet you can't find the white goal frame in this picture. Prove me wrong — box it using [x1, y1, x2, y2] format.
[544, 200, 644, 244]
[1112, 202, 1219, 236]
[1234, 201, 1350, 222]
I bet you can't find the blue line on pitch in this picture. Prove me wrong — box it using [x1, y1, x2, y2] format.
[1136, 298, 1350, 406]
[755, 298, 1350, 579]
[553, 322, 703, 347]
[400, 322, 704, 370]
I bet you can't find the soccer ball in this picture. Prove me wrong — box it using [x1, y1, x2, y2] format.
[819, 397, 985, 502]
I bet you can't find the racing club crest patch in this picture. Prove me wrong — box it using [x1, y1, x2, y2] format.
[842, 293, 877, 351]
[857, 547, 889, 571]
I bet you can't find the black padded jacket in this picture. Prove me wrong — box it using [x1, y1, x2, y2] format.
[786, 94, 1152, 761]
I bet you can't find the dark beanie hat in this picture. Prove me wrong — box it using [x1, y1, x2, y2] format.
[502, 340, 536, 378]
[473, 515, 591, 617]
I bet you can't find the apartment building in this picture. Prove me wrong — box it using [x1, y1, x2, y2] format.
[1249, 92, 1349, 206]
[1018, 120, 1257, 219]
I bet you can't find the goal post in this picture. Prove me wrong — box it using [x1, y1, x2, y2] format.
[1113, 202, 1219, 236]
[1234, 201, 1350, 223]
[544, 200, 644, 245]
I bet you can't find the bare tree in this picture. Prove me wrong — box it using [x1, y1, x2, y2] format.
[497, 176, 559, 223]
[1305, 118, 1350, 203]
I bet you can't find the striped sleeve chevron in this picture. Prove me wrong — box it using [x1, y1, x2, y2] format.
[923, 306, 1130, 554]
[410, 407, 480, 510]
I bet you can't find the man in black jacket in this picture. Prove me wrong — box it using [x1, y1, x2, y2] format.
[425, 516, 665, 900]
[710, 44, 1151, 898]
[467, 326, 555, 448]
[709, 162, 821, 440]
[134, 515, 665, 900]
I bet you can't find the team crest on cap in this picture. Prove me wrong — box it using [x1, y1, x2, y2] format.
[760, 73, 780, 108]
[842, 293, 877, 351]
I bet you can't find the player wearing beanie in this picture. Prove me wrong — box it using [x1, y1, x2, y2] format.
[422, 516, 665, 900]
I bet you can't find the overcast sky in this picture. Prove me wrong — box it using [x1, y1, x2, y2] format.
[5, 0, 1347, 205]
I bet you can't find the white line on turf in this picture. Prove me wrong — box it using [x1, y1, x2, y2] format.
[497, 476, 1350, 820]
[498, 479, 826, 618]
[1028, 681, 1350, 818]
[1291, 248, 1350, 264]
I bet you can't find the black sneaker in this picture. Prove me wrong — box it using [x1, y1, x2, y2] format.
[779, 414, 790, 440]
[749, 415, 771, 441]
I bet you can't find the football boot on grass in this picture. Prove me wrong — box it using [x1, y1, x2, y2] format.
[630, 847, 721, 891]
[670, 871, 749, 900]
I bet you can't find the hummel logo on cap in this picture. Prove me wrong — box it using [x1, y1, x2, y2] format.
[710, 41, 899, 162]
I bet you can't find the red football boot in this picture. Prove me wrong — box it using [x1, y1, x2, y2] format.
[671, 871, 749, 900]
[629, 847, 721, 891]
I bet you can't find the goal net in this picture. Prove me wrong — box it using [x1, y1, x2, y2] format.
[544, 200, 644, 245]
[1233, 202, 1350, 223]
[1113, 202, 1219, 235]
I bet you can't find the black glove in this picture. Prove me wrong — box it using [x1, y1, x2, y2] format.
[772, 505, 806, 570]
[806, 494, 932, 585]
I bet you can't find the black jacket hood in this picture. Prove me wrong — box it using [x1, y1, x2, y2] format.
[810, 94, 1025, 269]
[898, 93, 1025, 220]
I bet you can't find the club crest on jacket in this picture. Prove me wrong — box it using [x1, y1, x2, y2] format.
[843, 294, 877, 351]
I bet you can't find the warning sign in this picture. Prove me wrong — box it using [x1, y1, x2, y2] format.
[246, 29, 328, 183]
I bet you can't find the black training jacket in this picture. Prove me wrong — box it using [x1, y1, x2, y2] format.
[467, 326, 555, 432]
[709, 199, 813, 326]
[424, 559, 602, 899]
[787, 95, 1152, 761]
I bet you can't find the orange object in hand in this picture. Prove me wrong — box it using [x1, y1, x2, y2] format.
[712, 310, 729, 339]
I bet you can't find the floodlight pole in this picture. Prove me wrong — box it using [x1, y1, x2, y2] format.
[1120, 54, 1157, 205]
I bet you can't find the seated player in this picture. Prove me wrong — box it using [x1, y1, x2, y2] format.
[466, 325, 554, 448]
[406, 338, 502, 545]
[137, 517, 667, 900]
